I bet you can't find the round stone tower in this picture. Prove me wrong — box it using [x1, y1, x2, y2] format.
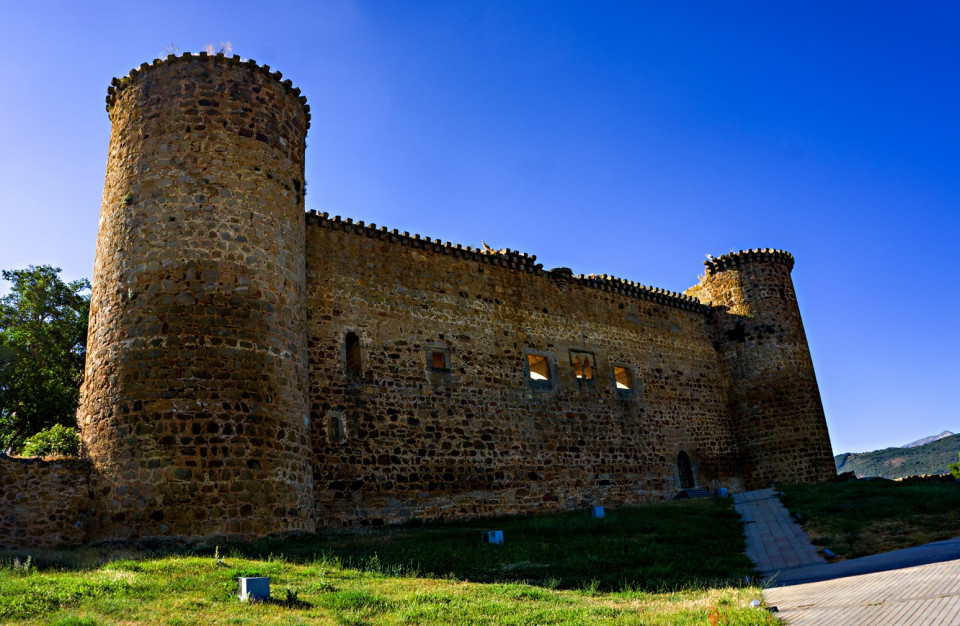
[79, 53, 314, 541]
[689, 249, 835, 488]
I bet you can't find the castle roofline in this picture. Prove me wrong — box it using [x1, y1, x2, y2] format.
[305, 210, 710, 314]
[703, 248, 795, 276]
[105, 52, 311, 129]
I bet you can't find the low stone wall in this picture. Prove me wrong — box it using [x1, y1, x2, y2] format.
[0, 453, 94, 549]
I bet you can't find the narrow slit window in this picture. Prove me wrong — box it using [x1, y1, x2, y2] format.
[330, 414, 347, 443]
[573, 356, 583, 378]
[614, 366, 632, 390]
[345, 332, 361, 378]
[583, 357, 593, 380]
[527, 354, 551, 381]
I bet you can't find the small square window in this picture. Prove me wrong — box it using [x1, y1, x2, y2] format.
[527, 354, 551, 381]
[429, 350, 448, 370]
[614, 366, 632, 390]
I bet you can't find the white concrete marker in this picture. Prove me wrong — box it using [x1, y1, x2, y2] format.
[239, 577, 270, 602]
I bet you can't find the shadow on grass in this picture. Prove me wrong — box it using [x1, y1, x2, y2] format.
[263, 588, 313, 609]
[1, 498, 757, 593]
[230, 498, 756, 592]
[778, 480, 960, 559]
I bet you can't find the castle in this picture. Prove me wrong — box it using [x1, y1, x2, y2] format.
[0, 53, 835, 547]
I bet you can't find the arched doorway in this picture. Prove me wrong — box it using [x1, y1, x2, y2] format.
[677, 451, 695, 489]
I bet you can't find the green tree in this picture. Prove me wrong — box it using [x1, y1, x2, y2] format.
[20, 423, 81, 457]
[0, 266, 89, 453]
[950, 453, 960, 480]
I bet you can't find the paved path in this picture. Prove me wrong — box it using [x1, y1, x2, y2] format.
[765, 556, 960, 625]
[732, 488, 825, 574]
[733, 488, 960, 624]
[769, 535, 960, 586]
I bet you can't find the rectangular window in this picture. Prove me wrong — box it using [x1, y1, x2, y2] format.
[428, 350, 449, 371]
[614, 366, 632, 390]
[527, 354, 551, 381]
[328, 411, 347, 444]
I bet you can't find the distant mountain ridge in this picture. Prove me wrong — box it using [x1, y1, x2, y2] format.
[835, 431, 960, 479]
[902, 430, 954, 449]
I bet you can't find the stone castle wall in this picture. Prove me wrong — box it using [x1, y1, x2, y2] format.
[76, 53, 315, 542]
[688, 250, 836, 487]
[0, 455, 93, 549]
[304, 213, 747, 527]
[0, 54, 835, 549]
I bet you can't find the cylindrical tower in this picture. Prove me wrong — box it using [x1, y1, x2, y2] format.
[78, 53, 314, 541]
[690, 249, 834, 488]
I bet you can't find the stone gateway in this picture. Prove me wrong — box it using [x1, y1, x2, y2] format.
[0, 53, 835, 548]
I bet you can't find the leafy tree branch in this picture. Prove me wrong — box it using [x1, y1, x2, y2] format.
[0, 265, 89, 453]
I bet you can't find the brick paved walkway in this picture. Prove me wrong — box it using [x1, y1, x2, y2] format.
[732, 488, 825, 574]
[734, 488, 960, 624]
[766, 552, 960, 625]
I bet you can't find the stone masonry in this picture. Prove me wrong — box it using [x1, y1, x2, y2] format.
[0, 454, 93, 549]
[78, 53, 314, 542]
[0, 53, 835, 546]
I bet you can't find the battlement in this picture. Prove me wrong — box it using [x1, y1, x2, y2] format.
[703, 248, 795, 275]
[573, 273, 707, 313]
[105, 52, 311, 129]
[305, 210, 708, 313]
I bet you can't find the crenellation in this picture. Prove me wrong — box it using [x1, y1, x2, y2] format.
[301, 212, 702, 311]
[704, 248, 795, 275]
[106, 52, 311, 128]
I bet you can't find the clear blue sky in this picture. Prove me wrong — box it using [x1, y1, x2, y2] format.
[0, 1, 957, 454]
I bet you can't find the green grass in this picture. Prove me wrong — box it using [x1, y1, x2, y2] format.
[232, 498, 756, 592]
[0, 498, 778, 624]
[778, 480, 960, 559]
